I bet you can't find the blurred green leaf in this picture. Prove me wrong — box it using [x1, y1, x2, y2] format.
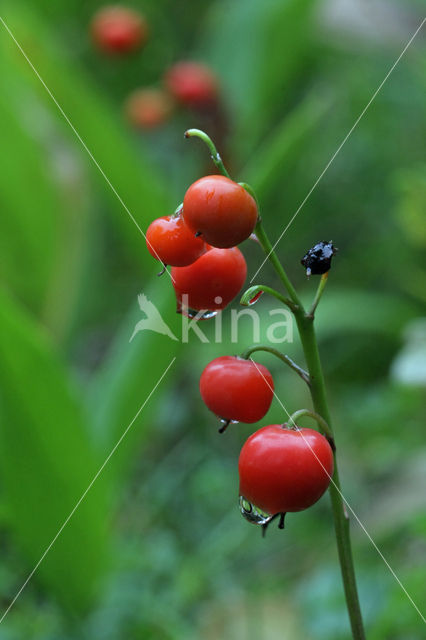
[393, 165, 426, 248]
[313, 289, 417, 338]
[0, 67, 96, 343]
[242, 91, 332, 199]
[0, 2, 172, 264]
[88, 282, 181, 480]
[202, 0, 317, 158]
[0, 75, 59, 315]
[0, 287, 109, 612]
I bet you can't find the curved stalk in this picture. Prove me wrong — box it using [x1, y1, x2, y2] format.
[240, 284, 296, 312]
[288, 408, 333, 441]
[240, 345, 310, 386]
[184, 129, 230, 178]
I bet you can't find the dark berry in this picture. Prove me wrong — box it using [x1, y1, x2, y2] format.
[301, 241, 337, 276]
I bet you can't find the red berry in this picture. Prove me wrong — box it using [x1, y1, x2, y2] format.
[171, 246, 247, 313]
[146, 212, 205, 266]
[200, 356, 274, 423]
[183, 176, 258, 248]
[125, 88, 173, 130]
[91, 6, 148, 54]
[164, 61, 218, 108]
[239, 425, 334, 515]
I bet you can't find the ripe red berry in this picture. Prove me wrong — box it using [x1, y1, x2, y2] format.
[171, 246, 247, 314]
[146, 211, 205, 267]
[164, 61, 218, 108]
[125, 88, 173, 130]
[239, 425, 334, 515]
[183, 176, 258, 248]
[200, 356, 274, 423]
[91, 6, 148, 54]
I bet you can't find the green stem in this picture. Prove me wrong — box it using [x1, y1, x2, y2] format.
[240, 284, 296, 312]
[240, 345, 310, 386]
[253, 218, 366, 638]
[308, 272, 329, 317]
[287, 408, 333, 441]
[295, 314, 366, 640]
[184, 129, 230, 178]
[253, 219, 303, 310]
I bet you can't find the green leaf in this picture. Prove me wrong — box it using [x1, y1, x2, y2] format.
[0, 73, 95, 342]
[0, 3, 172, 264]
[0, 288, 109, 612]
[202, 0, 317, 158]
[0, 77, 60, 314]
[313, 289, 417, 338]
[88, 282, 181, 480]
[393, 165, 426, 248]
[242, 91, 332, 199]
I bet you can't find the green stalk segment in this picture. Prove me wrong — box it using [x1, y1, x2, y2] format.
[253, 218, 366, 639]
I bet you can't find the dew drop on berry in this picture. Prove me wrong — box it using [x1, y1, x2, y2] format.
[247, 290, 264, 305]
[239, 496, 273, 526]
[178, 307, 218, 320]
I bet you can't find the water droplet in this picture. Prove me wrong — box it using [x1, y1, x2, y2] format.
[218, 418, 239, 433]
[239, 496, 273, 526]
[247, 290, 264, 305]
[178, 307, 218, 320]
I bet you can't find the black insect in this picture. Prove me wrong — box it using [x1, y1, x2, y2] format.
[301, 241, 338, 277]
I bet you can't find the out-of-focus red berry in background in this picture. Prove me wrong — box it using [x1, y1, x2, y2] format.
[125, 88, 173, 129]
[164, 61, 219, 108]
[91, 5, 148, 54]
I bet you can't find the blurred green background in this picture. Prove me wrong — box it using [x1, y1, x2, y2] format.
[0, 0, 425, 638]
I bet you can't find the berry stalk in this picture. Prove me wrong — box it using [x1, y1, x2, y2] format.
[257, 228, 366, 639]
[252, 218, 303, 310]
[185, 129, 230, 178]
[240, 345, 310, 386]
[294, 314, 365, 640]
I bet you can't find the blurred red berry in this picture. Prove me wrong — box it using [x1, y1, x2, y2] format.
[200, 356, 274, 423]
[146, 211, 205, 266]
[164, 61, 218, 108]
[183, 175, 258, 248]
[91, 6, 148, 54]
[125, 88, 172, 129]
[239, 425, 334, 515]
[171, 246, 247, 313]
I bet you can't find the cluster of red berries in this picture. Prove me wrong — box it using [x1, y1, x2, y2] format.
[200, 356, 334, 522]
[146, 166, 334, 523]
[146, 175, 258, 315]
[90, 6, 219, 130]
